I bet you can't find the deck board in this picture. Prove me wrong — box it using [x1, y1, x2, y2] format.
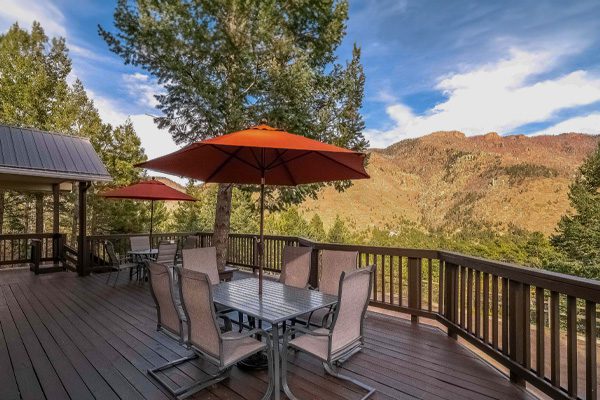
[0, 269, 536, 400]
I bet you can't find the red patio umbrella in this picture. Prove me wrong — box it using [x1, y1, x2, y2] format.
[137, 124, 369, 294]
[101, 178, 196, 239]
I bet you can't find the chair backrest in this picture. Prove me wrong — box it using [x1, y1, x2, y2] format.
[279, 246, 312, 288]
[104, 240, 119, 266]
[130, 236, 150, 252]
[319, 250, 358, 295]
[179, 269, 221, 358]
[182, 235, 199, 250]
[182, 247, 220, 285]
[330, 266, 374, 354]
[147, 262, 182, 337]
[156, 241, 177, 266]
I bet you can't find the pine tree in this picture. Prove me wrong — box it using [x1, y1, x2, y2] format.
[552, 143, 600, 266]
[327, 215, 349, 243]
[100, 0, 368, 268]
[0, 22, 148, 236]
[308, 214, 326, 241]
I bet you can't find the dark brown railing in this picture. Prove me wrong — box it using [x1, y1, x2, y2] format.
[0, 233, 66, 274]
[84, 231, 598, 399]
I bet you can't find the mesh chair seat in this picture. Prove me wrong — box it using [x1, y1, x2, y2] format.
[288, 328, 329, 361]
[221, 331, 267, 366]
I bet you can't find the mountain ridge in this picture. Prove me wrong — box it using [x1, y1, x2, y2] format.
[300, 131, 600, 236]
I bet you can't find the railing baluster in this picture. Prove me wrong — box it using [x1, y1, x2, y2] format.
[460, 266, 467, 328]
[483, 272, 489, 342]
[586, 301, 597, 400]
[502, 277, 509, 355]
[389, 255, 394, 306]
[566, 295, 577, 397]
[550, 291, 560, 386]
[467, 268, 473, 332]
[536, 287, 545, 378]
[438, 260, 444, 314]
[428, 259, 433, 312]
[523, 284, 531, 370]
[492, 275, 499, 349]
[475, 270, 481, 337]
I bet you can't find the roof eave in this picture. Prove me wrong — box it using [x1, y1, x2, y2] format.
[0, 166, 112, 183]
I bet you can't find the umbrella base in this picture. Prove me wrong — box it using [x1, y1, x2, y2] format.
[237, 351, 269, 370]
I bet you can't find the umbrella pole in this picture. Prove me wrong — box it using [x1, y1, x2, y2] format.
[150, 199, 154, 245]
[258, 178, 265, 296]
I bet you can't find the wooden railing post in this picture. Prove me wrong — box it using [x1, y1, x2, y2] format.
[508, 280, 526, 386]
[309, 247, 319, 289]
[407, 257, 422, 323]
[444, 261, 459, 338]
[29, 238, 41, 274]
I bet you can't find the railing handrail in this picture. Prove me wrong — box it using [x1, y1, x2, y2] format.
[439, 250, 600, 302]
[0, 233, 61, 239]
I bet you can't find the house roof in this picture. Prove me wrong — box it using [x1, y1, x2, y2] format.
[0, 124, 112, 184]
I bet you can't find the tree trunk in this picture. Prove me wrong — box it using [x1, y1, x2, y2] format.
[213, 183, 233, 271]
[35, 193, 44, 233]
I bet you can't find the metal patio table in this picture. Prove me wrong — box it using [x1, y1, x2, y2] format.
[212, 277, 338, 400]
[128, 248, 158, 280]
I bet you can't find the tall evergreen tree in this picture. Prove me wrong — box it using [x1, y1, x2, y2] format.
[100, 0, 368, 268]
[552, 142, 600, 266]
[0, 22, 148, 236]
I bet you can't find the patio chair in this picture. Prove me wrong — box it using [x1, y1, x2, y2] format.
[147, 261, 186, 343]
[149, 269, 273, 400]
[182, 235, 200, 250]
[155, 240, 178, 267]
[282, 266, 375, 400]
[299, 250, 358, 327]
[181, 247, 220, 284]
[279, 246, 312, 289]
[104, 240, 138, 287]
[130, 235, 150, 251]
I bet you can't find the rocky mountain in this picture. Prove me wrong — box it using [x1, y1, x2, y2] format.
[300, 132, 600, 236]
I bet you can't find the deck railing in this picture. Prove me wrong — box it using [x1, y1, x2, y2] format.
[84, 231, 598, 399]
[0, 233, 66, 273]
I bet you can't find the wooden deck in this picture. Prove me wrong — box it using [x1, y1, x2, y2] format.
[0, 269, 536, 400]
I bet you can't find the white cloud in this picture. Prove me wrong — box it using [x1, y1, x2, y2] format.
[123, 73, 164, 108]
[0, 0, 66, 38]
[531, 113, 600, 136]
[365, 48, 600, 148]
[90, 91, 185, 184]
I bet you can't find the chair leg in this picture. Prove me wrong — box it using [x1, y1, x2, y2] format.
[148, 354, 232, 400]
[106, 270, 112, 284]
[323, 362, 375, 400]
[113, 269, 120, 287]
[260, 345, 274, 400]
[281, 345, 299, 400]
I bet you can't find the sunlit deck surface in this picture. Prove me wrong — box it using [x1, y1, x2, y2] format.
[0, 269, 535, 400]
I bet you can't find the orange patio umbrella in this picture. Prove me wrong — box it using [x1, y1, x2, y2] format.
[137, 124, 369, 294]
[101, 178, 196, 239]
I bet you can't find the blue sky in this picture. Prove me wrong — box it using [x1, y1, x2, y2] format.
[2, 0, 600, 157]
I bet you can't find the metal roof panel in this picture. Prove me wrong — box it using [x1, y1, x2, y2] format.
[0, 124, 112, 182]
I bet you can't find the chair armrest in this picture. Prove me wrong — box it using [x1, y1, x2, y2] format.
[216, 312, 233, 332]
[221, 328, 272, 349]
[321, 309, 335, 328]
[284, 325, 330, 337]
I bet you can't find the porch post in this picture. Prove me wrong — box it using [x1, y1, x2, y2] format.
[52, 184, 60, 264]
[77, 181, 90, 276]
[35, 192, 44, 233]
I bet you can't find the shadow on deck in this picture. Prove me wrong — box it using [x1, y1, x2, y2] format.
[0, 269, 535, 400]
